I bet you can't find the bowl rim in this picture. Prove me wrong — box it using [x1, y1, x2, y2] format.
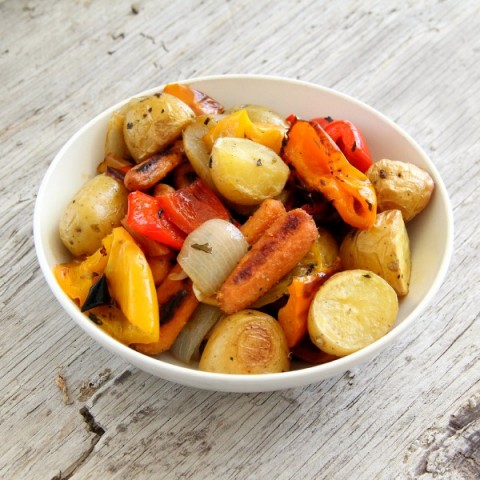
[33, 74, 454, 392]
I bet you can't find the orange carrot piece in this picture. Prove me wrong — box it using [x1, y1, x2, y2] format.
[132, 264, 198, 355]
[240, 199, 286, 245]
[217, 208, 318, 315]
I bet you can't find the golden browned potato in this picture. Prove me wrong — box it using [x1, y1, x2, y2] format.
[339, 209, 411, 296]
[366, 159, 434, 222]
[123, 93, 195, 163]
[59, 175, 128, 257]
[308, 269, 398, 357]
[199, 310, 290, 374]
[211, 137, 290, 206]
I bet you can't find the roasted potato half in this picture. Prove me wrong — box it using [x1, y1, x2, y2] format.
[366, 159, 434, 222]
[340, 209, 411, 296]
[199, 310, 290, 374]
[211, 137, 290, 206]
[123, 93, 195, 163]
[59, 175, 128, 257]
[308, 269, 398, 356]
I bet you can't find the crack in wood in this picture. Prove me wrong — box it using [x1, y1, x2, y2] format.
[49, 407, 105, 480]
[411, 394, 480, 478]
[79, 406, 105, 437]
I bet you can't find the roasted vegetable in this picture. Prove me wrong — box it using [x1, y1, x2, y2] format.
[199, 310, 290, 374]
[203, 109, 286, 154]
[170, 303, 225, 364]
[217, 208, 318, 314]
[177, 219, 249, 297]
[308, 269, 398, 356]
[310, 117, 373, 173]
[211, 137, 290, 206]
[182, 113, 224, 193]
[163, 83, 224, 116]
[123, 93, 195, 163]
[123, 146, 183, 191]
[340, 209, 411, 296]
[54, 233, 113, 307]
[104, 100, 140, 160]
[125, 191, 186, 250]
[282, 119, 377, 230]
[227, 104, 289, 129]
[156, 179, 230, 234]
[366, 159, 434, 222]
[133, 264, 198, 355]
[104, 227, 159, 344]
[277, 273, 328, 348]
[59, 174, 128, 257]
[239, 198, 286, 245]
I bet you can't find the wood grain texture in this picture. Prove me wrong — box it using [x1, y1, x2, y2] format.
[1, 0, 479, 478]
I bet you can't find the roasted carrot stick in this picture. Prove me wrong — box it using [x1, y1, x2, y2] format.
[217, 208, 318, 314]
[240, 198, 286, 245]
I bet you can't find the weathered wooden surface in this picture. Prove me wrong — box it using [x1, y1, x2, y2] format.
[1, 0, 479, 478]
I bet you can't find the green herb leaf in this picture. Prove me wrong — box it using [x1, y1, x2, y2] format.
[191, 242, 212, 254]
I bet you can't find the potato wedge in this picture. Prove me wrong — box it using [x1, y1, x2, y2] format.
[339, 209, 411, 296]
[123, 93, 195, 163]
[308, 269, 398, 356]
[199, 310, 290, 374]
[366, 159, 434, 222]
[211, 137, 290, 205]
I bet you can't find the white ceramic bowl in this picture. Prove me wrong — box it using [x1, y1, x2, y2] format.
[34, 75, 453, 392]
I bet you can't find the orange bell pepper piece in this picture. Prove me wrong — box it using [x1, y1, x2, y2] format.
[282, 120, 377, 230]
[203, 109, 285, 154]
[86, 305, 158, 346]
[277, 274, 328, 348]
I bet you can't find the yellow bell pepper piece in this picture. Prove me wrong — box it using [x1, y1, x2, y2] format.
[104, 227, 159, 344]
[86, 305, 158, 346]
[203, 109, 285, 154]
[54, 233, 113, 307]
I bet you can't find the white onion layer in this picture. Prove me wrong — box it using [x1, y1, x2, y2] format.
[177, 219, 248, 296]
[170, 304, 225, 364]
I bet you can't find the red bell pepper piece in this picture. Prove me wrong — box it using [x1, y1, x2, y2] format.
[310, 117, 373, 173]
[126, 191, 186, 250]
[156, 179, 230, 234]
